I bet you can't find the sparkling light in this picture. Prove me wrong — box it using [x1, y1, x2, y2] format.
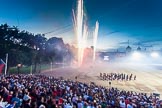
[93, 21, 99, 61]
[73, 0, 88, 66]
[73, 0, 99, 66]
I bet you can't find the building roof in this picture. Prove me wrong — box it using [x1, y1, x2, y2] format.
[126, 45, 131, 50]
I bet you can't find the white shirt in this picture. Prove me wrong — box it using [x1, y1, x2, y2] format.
[120, 101, 126, 108]
[77, 102, 83, 108]
[83, 94, 89, 100]
[127, 104, 133, 108]
[64, 103, 73, 108]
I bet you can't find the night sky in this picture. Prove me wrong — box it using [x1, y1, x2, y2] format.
[1, 0, 162, 51]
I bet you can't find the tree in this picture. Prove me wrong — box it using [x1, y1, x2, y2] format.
[45, 37, 66, 63]
[0, 23, 74, 74]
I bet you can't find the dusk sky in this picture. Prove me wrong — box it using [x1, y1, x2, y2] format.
[1, 0, 162, 51]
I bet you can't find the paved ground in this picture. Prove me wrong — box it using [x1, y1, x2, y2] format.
[41, 62, 162, 98]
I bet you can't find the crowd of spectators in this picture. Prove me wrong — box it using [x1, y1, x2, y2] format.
[0, 74, 161, 108]
[99, 73, 136, 81]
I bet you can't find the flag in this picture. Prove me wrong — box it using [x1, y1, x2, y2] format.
[0, 59, 5, 74]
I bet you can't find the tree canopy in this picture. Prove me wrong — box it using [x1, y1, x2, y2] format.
[0, 23, 74, 73]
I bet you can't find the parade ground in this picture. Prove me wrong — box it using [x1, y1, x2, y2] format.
[42, 62, 162, 98]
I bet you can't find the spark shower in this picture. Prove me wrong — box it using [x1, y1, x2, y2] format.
[73, 0, 99, 66]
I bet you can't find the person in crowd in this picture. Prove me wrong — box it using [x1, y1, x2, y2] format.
[0, 74, 160, 108]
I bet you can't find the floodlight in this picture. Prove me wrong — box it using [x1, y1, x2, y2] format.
[151, 52, 159, 58]
[132, 52, 142, 60]
[104, 56, 109, 61]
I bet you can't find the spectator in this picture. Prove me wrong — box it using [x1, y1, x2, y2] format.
[0, 74, 160, 108]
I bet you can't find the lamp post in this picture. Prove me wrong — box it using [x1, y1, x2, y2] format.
[4, 53, 8, 76]
[30, 64, 32, 75]
[51, 62, 52, 72]
[63, 49, 68, 68]
[109, 81, 111, 88]
[17, 64, 22, 74]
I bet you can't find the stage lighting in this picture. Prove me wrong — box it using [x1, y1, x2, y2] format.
[104, 56, 109, 61]
[132, 52, 142, 60]
[151, 52, 159, 58]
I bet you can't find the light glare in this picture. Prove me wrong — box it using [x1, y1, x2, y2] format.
[151, 52, 159, 58]
[132, 52, 142, 60]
